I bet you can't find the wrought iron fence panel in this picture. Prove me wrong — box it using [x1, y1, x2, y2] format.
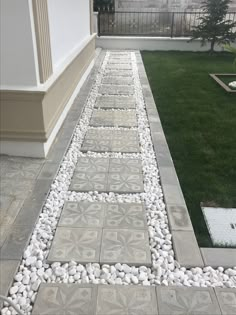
[97, 11, 236, 37]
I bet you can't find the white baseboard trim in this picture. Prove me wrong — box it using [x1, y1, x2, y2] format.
[0, 59, 95, 158]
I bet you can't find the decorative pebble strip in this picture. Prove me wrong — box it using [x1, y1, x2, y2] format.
[1, 51, 236, 315]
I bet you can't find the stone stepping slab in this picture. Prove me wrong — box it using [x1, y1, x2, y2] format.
[49, 201, 149, 264]
[108, 59, 132, 64]
[48, 227, 151, 265]
[98, 84, 134, 96]
[32, 284, 226, 315]
[106, 64, 132, 70]
[89, 110, 137, 127]
[104, 69, 133, 77]
[102, 76, 133, 85]
[81, 129, 140, 153]
[69, 157, 144, 193]
[59, 202, 147, 229]
[95, 95, 136, 109]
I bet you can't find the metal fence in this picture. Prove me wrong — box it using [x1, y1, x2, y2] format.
[98, 11, 236, 37]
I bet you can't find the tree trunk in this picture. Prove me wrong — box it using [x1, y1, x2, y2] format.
[209, 40, 215, 54]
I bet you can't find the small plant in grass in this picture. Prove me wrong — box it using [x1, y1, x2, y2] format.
[191, 0, 236, 53]
[224, 44, 236, 88]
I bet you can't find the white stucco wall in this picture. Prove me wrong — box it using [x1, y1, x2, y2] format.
[0, 0, 38, 88]
[47, 0, 90, 71]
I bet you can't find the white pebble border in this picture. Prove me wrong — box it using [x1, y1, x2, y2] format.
[2, 51, 236, 315]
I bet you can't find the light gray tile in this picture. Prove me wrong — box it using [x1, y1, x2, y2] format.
[0, 179, 35, 199]
[106, 63, 132, 70]
[102, 76, 133, 85]
[112, 129, 139, 141]
[97, 285, 158, 315]
[0, 225, 33, 259]
[109, 158, 142, 174]
[37, 162, 59, 180]
[32, 284, 97, 315]
[201, 248, 236, 268]
[0, 197, 24, 226]
[90, 110, 137, 127]
[95, 95, 136, 109]
[99, 85, 134, 96]
[159, 167, 180, 186]
[0, 195, 13, 214]
[172, 231, 204, 267]
[48, 227, 102, 263]
[85, 129, 113, 140]
[70, 173, 108, 192]
[13, 200, 43, 226]
[104, 69, 133, 77]
[215, 288, 236, 315]
[156, 286, 221, 315]
[0, 260, 20, 297]
[0, 160, 42, 179]
[59, 202, 106, 228]
[111, 139, 140, 153]
[105, 203, 147, 229]
[162, 184, 186, 205]
[166, 204, 193, 231]
[101, 229, 151, 265]
[75, 157, 109, 173]
[107, 173, 144, 193]
[81, 139, 112, 152]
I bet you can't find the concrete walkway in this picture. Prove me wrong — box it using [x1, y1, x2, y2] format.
[1, 50, 235, 314]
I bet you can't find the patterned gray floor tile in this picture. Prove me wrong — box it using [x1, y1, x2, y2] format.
[107, 173, 144, 193]
[81, 139, 112, 152]
[106, 64, 132, 70]
[32, 284, 97, 315]
[108, 59, 131, 64]
[109, 158, 142, 174]
[111, 139, 140, 153]
[100, 229, 151, 265]
[102, 76, 133, 85]
[104, 203, 147, 229]
[75, 157, 109, 173]
[0, 161, 42, 179]
[95, 95, 136, 109]
[90, 110, 137, 127]
[70, 173, 108, 192]
[156, 286, 221, 315]
[97, 285, 158, 315]
[0, 179, 35, 199]
[99, 85, 134, 96]
[59, 202, 106, 228]
[85, 129, 113, 140]
[0, 260, 20, 298]
[214, 288, 236, 315]
[112, 129, 139, 140]
[48, 227, 102, 263]
[104, 69, 133, 77]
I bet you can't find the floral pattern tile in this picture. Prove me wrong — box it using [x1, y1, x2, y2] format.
[96, 286, 158, 315]
[107, 173, 144, 193]
[74, 157, 109, 173]
[89, 110, 137, 127]
[59, 202, 105, 228]
[104, 203, 147, 229]
[99, 85, 134, 96]
[215, 288, 236, 315]
[104, 69, 133, 77]
[70, 173, 108, 192]
[95, 95, 136, 109]
[48, 228, 102, 263]
[106, 63, 132, 70]
[32, 284, 97, 315]
[156, 287, 221, 315]
[100, 229, 151, 265]
[102, 76, 133, 85]
[109, 158, 142, 174]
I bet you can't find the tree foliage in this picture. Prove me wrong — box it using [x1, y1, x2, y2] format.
[191, 0, 236, 52]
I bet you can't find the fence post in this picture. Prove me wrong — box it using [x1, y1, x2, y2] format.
[171, 12, 175, 38]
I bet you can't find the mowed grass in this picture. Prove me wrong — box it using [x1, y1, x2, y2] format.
[141, 51, 236, 247]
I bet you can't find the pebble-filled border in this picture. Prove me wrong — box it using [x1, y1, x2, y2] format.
[2, 51, 236, 315]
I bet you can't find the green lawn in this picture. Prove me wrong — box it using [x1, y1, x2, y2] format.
[141, 51, 236, 247]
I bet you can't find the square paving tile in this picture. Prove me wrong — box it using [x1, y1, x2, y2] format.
[102, 76, 133, 85]
[215, 288, 236, 315]
[70, 157, 144, 193]
[101, 229, 151, 265]
[107, 173, 144, 193]
[106, 63, 132, 70]
[90, 110, 137, 127]
[99, 85, 134, 96]
[104, 203, 147, 229]
[97, 285, 158, 315]
[81, 130, 140, 153]
[104, 69, 133, 77]
[70, 173, 108, 192]
[95, 95, 136, 109]
[32, 284, 97, 315]
[48, 227, 102, 263]
[0, 160, 42, 179]
[156, 286, 221, 315]
[74, 157, 109, 173]
[59, 202, 105, 228]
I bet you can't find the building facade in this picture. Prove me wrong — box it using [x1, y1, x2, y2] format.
[0, 0, 95, 158]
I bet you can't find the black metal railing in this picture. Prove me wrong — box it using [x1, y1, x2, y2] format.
[97, 11, 236, 37]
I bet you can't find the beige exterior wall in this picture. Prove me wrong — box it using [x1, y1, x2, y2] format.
[0, 35, 95, 143]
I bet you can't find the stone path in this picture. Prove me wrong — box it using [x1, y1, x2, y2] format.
[32, 284, 233, 315]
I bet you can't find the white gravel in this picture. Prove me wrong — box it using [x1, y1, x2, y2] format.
[2, 51, 236, 315]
